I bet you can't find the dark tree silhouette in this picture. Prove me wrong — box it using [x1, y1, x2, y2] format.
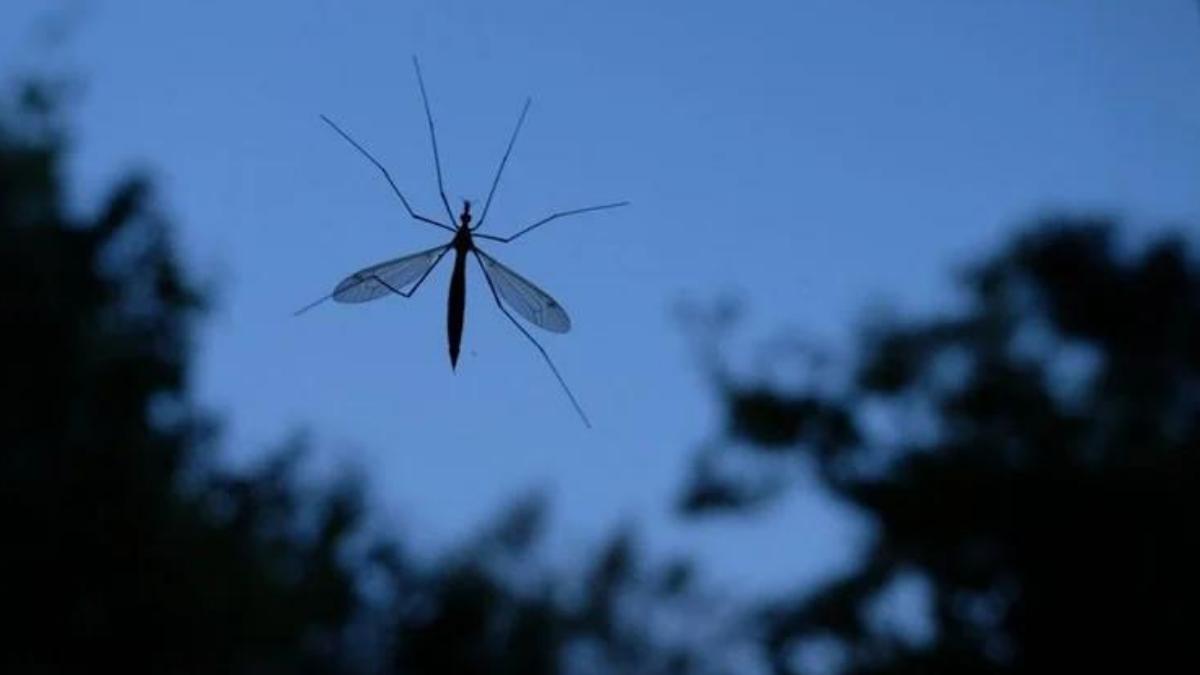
[1, 79, 368, 674]
[380, 495, 725, 675]
[682, 220, 1199, 672]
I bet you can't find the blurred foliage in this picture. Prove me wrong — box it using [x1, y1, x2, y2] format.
[0, 78, 722, 674]
[682, 219, 1199, 672]
[2, 77, 363, 673]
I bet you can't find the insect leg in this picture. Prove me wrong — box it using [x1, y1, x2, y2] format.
[473, 202, 629, 243]
[473, 251, 592, 428]
[319, 115, 454, 233]
[412, 57, 457, 225]
[474, 98, 531, 231]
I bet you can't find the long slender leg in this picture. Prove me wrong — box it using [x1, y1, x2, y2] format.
[473, 251, 591, 428]
[473, 201, 630, 243]
[319, 115, 454, 233]
[411, 57, 457, 225]
[474, 98, 531, 231]
[293, 247, 450, 316]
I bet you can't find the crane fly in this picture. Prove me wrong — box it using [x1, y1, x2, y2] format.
[295, 57, 627, 428]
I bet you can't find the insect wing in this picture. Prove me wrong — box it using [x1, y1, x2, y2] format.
[333, 245, 448, 303]
[477, 250, 571, 333]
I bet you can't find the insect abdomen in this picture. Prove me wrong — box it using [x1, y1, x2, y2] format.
[447, 250, 467, 369]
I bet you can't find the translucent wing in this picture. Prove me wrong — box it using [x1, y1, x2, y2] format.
[333, 245, 448, 303]
[476, 250, 571, 333]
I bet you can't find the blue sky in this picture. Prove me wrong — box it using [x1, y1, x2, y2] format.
[4, 0, 1199, 594]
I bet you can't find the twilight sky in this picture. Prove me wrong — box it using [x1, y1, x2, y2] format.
[3, 0, 1198, 593]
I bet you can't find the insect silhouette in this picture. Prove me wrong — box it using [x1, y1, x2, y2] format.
[296, 58, 627, 428]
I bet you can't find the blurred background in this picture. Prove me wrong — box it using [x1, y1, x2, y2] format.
[3, 1, 1198, 673]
